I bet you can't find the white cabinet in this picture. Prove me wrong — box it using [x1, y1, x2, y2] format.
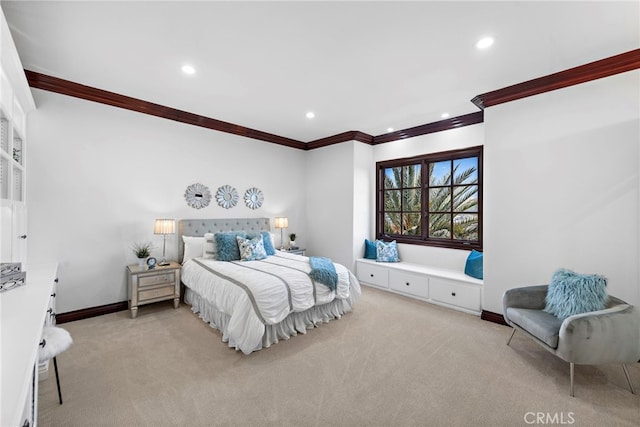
[1, 263, 59, 427]
[1, 9, 34, 264]
[356, 258, 483, 315]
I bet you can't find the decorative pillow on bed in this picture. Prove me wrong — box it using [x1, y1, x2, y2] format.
[215, 231, 247, 261]
[364, 239, 377, 260]
[202, 233, 217, 259]
[543, 268, 608, 321]
[236, 235, 267, 261]
[247, 231, 276, 256]
[182, 235, 205, 264]
[376, 240, 399, 262]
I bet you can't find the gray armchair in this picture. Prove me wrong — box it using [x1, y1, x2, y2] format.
[502, 285, 640, 396]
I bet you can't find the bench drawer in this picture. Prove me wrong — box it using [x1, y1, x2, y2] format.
[389, 270, 429, 299]
[429, 277, 481, 312]
[356, 262, 389, 289]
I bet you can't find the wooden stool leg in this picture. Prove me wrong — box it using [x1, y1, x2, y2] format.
[53, 356, 63, 404]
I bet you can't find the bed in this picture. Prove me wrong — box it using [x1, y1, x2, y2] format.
[178, 218, 361, 354]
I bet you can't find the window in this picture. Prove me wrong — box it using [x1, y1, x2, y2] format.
[376, 146, 482, 250]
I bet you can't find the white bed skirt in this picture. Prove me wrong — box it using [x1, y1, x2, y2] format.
[185, 271, 361, 354]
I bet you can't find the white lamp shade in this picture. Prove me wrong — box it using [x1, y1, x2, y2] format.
[274, 217, 288, 229]
[154, 219, 176, 235]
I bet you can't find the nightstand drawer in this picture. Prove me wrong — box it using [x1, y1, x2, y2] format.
[138, 272, 175, 288]
[138, 285, 175, 302]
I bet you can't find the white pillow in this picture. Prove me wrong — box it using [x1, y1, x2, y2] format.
[203, 233, 217, 259]
[182, 235, 204, 264]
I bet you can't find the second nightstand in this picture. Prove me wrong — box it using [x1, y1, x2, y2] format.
[127, 261, 181, 319]
[286, 248, 306, 256]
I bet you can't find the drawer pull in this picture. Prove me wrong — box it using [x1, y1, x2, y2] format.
[40, 339, 46, 348]
[47, 308, 53, 314]
[451, 292, 456, 296]
[51, 292, 56, 297]
[54, 278, 59, 283]
[406, 282, 410, 286]
[370, 274, 374, 277]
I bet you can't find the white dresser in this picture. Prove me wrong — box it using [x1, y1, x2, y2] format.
[1, 263, 58, 427]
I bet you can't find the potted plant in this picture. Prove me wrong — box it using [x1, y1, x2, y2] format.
[288, 233, 297, 249]
[132, 242, 152, 267]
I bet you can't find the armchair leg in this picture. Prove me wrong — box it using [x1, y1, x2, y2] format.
[622, 364, 636, 394]
[570, 363, 575, 397]
[506, 328, 516, 346]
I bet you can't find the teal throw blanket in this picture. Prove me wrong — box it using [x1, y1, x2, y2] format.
[309, 256, 338, 291]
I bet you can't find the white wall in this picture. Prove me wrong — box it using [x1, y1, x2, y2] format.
[27, 89, 307, 313]
[371, 124, 485, 270]
[483, 70, 640, 313]
[305, 141, 355, 268]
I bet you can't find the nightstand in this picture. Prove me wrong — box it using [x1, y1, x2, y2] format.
[287, 248, 306, 256]
[127, 261, 181, 319]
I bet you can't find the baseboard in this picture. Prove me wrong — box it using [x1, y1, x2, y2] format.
[481, 310, 509, 326]
[56, 301, 128, 324]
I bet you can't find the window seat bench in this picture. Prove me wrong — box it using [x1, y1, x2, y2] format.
[355, 258, 483, 315]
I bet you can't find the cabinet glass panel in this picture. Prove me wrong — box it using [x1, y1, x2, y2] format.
[12, 167, 22, 201]
[12, 136, 22, 165]
[0, 157, 8, 199]
[0, 117, 7, 153]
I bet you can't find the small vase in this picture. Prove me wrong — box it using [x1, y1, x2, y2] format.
[289, 241, 296, 249]
[137, 257, 146, 268]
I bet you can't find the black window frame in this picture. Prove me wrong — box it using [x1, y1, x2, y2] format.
[376, 146, 483, 251]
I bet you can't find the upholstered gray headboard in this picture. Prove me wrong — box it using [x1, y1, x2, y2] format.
[178, 218, 271, 262]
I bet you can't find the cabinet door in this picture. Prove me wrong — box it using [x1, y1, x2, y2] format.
[0, 199, 11, 260]
[12, 202, 27, 263]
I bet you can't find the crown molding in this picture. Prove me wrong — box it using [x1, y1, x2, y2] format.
[306, 130, 374, 150]
[24, 70, 307, 150]
[373, 111, 484, 145]
[471, 48, 640, 109]
[24, 48, 638, 150]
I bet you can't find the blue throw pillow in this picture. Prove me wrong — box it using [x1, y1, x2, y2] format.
[236, 235, 267, 261]
[215, 231, 247, 261]
[247, 231, 276, 256]
[376, 240, 399, 262]
[544, 269, 608, 321]
[364, 239, 377, 259]
[464, 250, 483, 279]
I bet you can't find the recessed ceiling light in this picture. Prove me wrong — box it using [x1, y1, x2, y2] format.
[182, 64, 196, 75]
[306, 111, 315, 119]
[476, 37, 494, 49]
[387, 127, 394, 133]
[441, 113, 450, 119]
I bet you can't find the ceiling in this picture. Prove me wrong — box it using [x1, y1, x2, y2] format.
[2, 1, 638, 143]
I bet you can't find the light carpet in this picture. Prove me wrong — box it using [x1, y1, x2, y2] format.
[38, 286, 639, 426]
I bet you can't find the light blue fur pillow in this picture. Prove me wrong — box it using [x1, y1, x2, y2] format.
[544, 268, 608, 320]
[215, 231, 247, 261]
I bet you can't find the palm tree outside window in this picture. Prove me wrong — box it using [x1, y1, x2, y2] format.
[377, 146, 482, 250]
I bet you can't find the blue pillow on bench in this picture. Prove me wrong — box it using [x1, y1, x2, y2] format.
[464, 250, 483, 279]
[364, 239, 377, 259]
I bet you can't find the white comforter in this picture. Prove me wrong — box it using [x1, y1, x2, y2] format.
[181, 251, 360, 354]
